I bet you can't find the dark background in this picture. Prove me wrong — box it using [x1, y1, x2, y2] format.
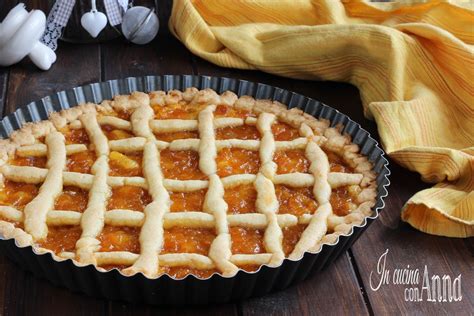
[0, 1, 472, 315]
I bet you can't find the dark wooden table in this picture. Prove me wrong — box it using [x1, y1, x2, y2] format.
[1, 1, 472, 315]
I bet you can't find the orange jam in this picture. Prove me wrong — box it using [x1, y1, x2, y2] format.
[109, 151, 143, 177]
[160, 149, 207, 180]
[330, 187, 354, 216]
[0, 216, 23, 229]
[114, 109, 132, 121]
[162, 227, 216, 255]
[63, 128, 90, 145]
[273, 149, 310, 174]
[216, 148, 260, 177]
[272, 122, 300, 141]
[230, 227, 265, 254]
[107, 186, 152, 211]
[159, 266, 217, 279]
[169, 189, 206, 212]
[10, 155, 47, 168]
[54, 186, 88, 212]
[0, 180, 39, 210]
[326, 151, 353, 173]
[215, 124, 260, 140]
[37, 225, 82, 253]
[276, 185, 318, 216]
[66, 151, 96, 174]
[154, 131, 198, 142]
[153, 102, 206, 119]
[214, 104, 255, 119]
[224, 184, 257, 214]
[101, 124, 133, 140]
[282, 224, 307, 256]
[99, 225, 141, 253]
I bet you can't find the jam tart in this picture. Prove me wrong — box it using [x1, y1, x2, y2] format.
[0, 88, 377, 279]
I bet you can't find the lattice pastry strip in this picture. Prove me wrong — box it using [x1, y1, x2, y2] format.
[199, 104, 238, 276]
[0, 165, 362, 192]
[254, 112, 285, 267]
[124, 100, 169, 275]
[75, 111, 110, 265]
[23, 131, 66, 240]
[0, 88, 377, 279]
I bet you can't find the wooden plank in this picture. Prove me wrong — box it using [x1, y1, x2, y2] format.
[240, 252, 369, 315]
[101, 0, 193, 80]
[0, 72, 7, 116]
[351, 162, 474, 314]
[191, 56, 287, 89]
[108, 302, 238, 316]
[101, 32, 193, 80]
[1, 270, 106, 316]
[5, 41, 101, 115]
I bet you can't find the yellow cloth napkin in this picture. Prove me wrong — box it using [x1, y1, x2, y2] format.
[169, 0, 474, 237]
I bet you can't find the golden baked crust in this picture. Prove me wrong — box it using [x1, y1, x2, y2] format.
[0, 88, 377, 279]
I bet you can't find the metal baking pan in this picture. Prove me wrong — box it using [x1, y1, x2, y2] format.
[0, 75, 390, 304]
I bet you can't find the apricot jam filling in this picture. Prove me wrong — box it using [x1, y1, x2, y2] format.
[114, 109, 132, 121]
[230, 227, 265, 254]
[0, 180, 39, 210]
[224, 184, 257, 214]
[159, 266, 217, 279]
[63, 128, 90, 145]
[107, 186, 152, 211]
[282, 224, 307, 256]
[330, 186, 355, 216]
[37, 225, 82, 253]
[109, 151, 143, 177]
[326, 150, 353, 173]
[0, 216, 23, 229]
[215, 124, 260, 140]
[153, 102, 206, 120]
[54, 186, 88, 212]
[101, 124, 133, 140]
[160, 149, 206, 180]
[66, 151, 96, 174]
[273, 149, 310, 174]
[214, 104, 255, 119]
[276, 185, 318, 216]
[10, 155, 47, 168]
[216, 148, 260, 177]
[154, 131, 198, 142]
[169, 189, 206, 212]
[162, 227, 215, 255]
[272, 122, 300, 141]
[99, 225, 141, 253]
